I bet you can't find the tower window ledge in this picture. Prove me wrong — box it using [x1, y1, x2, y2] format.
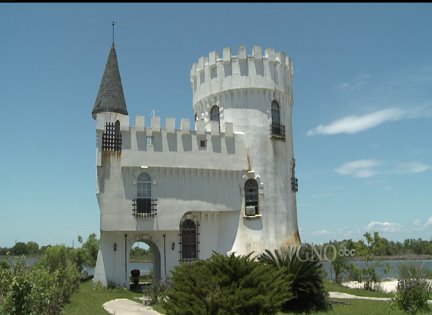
[243, 214, 262, 220]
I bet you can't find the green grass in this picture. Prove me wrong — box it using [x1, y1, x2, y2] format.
[62, 279, 430, 315]
[324, 280, 394, 298]
[153, 304, 167, 314]
[61, 280, 143, 315]
[324, 280, 432, 300]
[278, 298, 430, 315]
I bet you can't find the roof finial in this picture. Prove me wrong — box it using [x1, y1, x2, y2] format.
[112, 20, 115, 44]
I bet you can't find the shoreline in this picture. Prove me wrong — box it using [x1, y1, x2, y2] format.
[129, 259, 152, 263]
[349, 255, 432, 261]
[320, 255, 432, 262]
[342, 279, 432, 293]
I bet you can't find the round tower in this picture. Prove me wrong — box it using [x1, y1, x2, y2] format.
[190, 45, 300, 255]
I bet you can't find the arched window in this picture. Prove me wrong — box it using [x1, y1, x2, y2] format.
[270, 101, 285, 140]
[271, 101, 280, 125]
[210, 105, 220, 132]
[137, 173, 152, 213]
[180, 219, 198, 260]
[245, 179, 259, 216]
[210, 105, 220, 122]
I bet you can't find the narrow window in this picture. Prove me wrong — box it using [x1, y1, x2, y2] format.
[271, 101, 280, 125]
[245, 179, 259, 216]
[102, 120, 122, 151]
[137, 173, 152, 213]
[270, 101, 285, 140]
[210, 105, 220, 122]
[210, 105, 220, 132]
[180, 219, 198, 260]
[200, 139, 206, 148]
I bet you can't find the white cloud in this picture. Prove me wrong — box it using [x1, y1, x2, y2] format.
[390, 162, 431, 174]
[410, 217, 432, 231]
[335, 73, 370, 94]
[421, 217, 432, 230]
[306, 227, 363, 243]
[311, 229, 331, 237]
[365, 221, 404, 233]
[335, 159, 381, 178]
[307, 108, 406, 136]
[307, 105, 432, 136]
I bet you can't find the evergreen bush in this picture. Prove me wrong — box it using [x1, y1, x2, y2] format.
[258, 246, 331, 313]
[393, 263, 431, 314]
[163, 252, 292, 315]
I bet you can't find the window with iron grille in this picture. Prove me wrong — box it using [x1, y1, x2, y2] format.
[102, 120, 122, 151]
[270, 101, 285, 141]
[180, 219, 199, 261]
[245, 179, 259, 216]
[132, 173, 157, 217]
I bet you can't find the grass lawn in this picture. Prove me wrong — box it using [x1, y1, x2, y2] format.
[324, 279, 432, 300]
[279, 298, 430, 315]
[324, 280, 394, 298]
[62, 279, 430, 315]
[61, 280, 143, 315]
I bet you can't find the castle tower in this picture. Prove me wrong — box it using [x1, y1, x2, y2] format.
[190, 45, 301, 255]
[92, 42, 131, 287]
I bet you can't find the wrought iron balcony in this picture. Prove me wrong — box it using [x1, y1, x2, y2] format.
[291, 177, 298, 193]
[132, 198, 157, 218]
[270, 122, 286, 141]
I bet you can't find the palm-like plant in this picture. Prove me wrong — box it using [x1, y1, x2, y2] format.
[163, 252, 293, 315]
[258, 246, 330, 313]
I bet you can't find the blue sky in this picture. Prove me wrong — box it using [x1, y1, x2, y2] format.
[1, 3, 431, 247]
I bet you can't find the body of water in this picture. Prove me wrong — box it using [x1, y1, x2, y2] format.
[1, 256, 153, 278]
[321, 259, 432, 281]
[3, 256, 430, 281]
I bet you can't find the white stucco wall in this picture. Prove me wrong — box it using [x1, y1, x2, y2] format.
[190, 45, 300, 254]
[94, 45, 300, 287]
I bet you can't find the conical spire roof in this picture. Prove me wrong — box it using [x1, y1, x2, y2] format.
[92, 43, 128, 119]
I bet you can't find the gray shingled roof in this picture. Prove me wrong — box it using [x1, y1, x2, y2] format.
[92, 43, 128, 119]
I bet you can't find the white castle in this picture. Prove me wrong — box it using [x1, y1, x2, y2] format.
[92, 43, 301, 286]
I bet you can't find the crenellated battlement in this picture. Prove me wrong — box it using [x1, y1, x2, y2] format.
[95, 113, 244, 171]
[190, 45, 293, 104]
[96, 113, 234, 137]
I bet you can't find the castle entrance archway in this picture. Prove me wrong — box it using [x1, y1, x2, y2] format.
[128, 239, 161, 287]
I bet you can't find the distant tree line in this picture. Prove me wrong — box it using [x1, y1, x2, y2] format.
[315, 236, 432, 257]
[0, 234, 99, 268]
[0, 241, 46, 256]
[129, 246, 153, 261]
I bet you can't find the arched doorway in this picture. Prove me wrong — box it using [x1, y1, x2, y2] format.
[128, 239, 161, 288]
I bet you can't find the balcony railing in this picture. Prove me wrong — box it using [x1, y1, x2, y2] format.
[291, 177, 298, 192]
[270, 122, 286, 141]
[132, 198, 157, 218]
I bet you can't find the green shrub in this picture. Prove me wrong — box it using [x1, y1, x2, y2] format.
[347, 232, 391, 290]
[2, 260, 33, 315]
[0, 246, 80, 315]
[258, 246, 331, 313]
[393, 263, 431, 314]
[163, 252, 292, 315]
[0, 259, 9, 270]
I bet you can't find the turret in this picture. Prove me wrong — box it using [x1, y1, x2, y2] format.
[92, 43, 128, 119]
[190, 45, 300, 254]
